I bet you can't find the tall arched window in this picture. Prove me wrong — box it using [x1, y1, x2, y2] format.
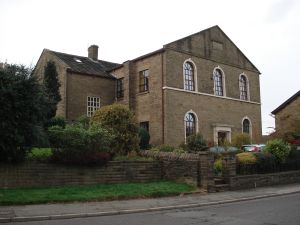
[184, 62, 195, 91]
[242, 118, 250, 134]
[239, 74, 248, 100]
[185, 112, 196, 137]
[214, 68, 224, 96]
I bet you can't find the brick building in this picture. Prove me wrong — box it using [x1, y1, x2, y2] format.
[34, 25, 262, 146]
[271, 90, 300, 134]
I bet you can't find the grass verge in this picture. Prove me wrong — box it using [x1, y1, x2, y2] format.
[0, 181, 195, 205]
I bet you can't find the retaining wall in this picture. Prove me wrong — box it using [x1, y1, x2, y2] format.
[0, 160, 201, 189]
[229, 170, 300, 190]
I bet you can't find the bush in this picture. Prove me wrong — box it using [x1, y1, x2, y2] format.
[26, 148, 52, 162]
[265, 139, 290, 163]
[90, 104, 139, 155]
[75, 115, 90, 129]
[288, 144, 300, 159]
[186, 133, 208, 152]
[46, 116, 66, 128]
[139, 127, 150, 150]
[231, 133, 251, 148]
[214, 158, 223, 176]
[48, 124, 113, 165]
[254, 152, 276, 170]
[157, 145, 175, 152]
[236, 152, 257, 165]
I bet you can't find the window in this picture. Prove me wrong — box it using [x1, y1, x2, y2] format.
[184, 62, 195, 91]
[213, 68, 224, 96]
[239, 74, 248, 100]
[116, 78, 124, 98]
[140, 121, 149, 132]
[87, 96, 100, 117]
[139, 69, 149, 92]
[185, 113, 196, 137]
[242, 118, 250, 134]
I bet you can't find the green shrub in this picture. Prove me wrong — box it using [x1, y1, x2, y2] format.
[76, 115, 90, 129]
[236, 152, 257, 164]
[231, 133, 251, 148]
[214, 158, 223, 175]
[46, 116, 66, 128]
[48, 124, 113, 165]
[288, 144, 300, 159]
[149, 147, 160, 152]
[186, 133, 208, 152]
[173, 147, 187, 154]
[265, 139, 290, 163]
[26, 148, 52, 162]
[254, 152, 276, 170]
[139, 127, 150, 150]
[90, 104, 139, 155]
[157, 145, 175, 152]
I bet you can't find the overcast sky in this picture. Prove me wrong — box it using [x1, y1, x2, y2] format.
[0, 0, 299, 135]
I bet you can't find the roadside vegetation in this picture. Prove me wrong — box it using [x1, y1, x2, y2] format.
[0, 181, 195, 205]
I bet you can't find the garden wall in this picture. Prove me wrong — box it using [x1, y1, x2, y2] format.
[0, 159, 206, 189]
[229, 170, 300, 190]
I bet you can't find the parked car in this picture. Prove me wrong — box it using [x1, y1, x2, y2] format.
[241, 144, 266, 152]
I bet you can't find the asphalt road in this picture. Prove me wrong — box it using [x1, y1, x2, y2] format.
[6, 192, 300, 225]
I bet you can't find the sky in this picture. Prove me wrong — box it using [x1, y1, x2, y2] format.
[0, 0, 299, 135]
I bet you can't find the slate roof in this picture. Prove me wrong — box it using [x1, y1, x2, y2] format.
[272, 90, 300, 114]
[48, 50, 120, 79]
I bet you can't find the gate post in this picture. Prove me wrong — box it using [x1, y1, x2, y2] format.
[198, 152, 215, 192]
[222, 152, 236, 189]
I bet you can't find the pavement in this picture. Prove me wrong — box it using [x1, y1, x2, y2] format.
[1, 183, 300, 223]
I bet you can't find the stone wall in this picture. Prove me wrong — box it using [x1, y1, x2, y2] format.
[111, 52, 164, 145]
[220, 153, 300, 190]
[229, 170, 300, 190]
[66, 72, 115, 120]
[0, 158, 209, 189]
[163, 89, 262, 145]
[275, 95, 300, 133]
[0, 161, 160, 188]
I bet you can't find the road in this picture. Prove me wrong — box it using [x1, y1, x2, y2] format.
[6, 192, 300, 225]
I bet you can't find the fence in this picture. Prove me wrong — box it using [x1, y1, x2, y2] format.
[237, 159, 300, 175]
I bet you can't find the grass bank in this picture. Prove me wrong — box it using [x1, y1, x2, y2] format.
[0, 181, 195, 205]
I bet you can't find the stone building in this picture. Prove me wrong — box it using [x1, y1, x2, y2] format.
[34, 25, 262, 146]
[271, 90, 300, 135]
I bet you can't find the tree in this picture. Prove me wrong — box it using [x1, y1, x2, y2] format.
[231, 133, 251, 149]
[90, 104, 139, 155]
[0, 65, 49, 162]
[44, 61, 61, 120]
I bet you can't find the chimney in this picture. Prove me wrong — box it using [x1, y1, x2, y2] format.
[88, 45, 99, 60]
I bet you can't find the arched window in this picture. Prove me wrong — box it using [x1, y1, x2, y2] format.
[242, 118, 250, 134]
[239, 74, 248, 100]
[184, 62, 195, 91]
[213, 68, 224, 96]
[185, 112, 196, 137]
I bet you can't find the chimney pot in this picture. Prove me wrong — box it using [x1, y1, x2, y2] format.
[88, 45, 99, 60]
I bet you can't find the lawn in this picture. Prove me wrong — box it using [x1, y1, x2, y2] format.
[0, 181, 195, 205]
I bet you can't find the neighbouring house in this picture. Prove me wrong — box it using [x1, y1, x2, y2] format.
[34, 25, 262, 146]
[271, 90, 300, 136]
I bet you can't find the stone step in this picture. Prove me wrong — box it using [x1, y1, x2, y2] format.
[215, 183, 229, 192]
[214, 177, 227, 185]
